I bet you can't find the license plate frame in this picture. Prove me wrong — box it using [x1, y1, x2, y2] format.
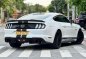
[16, 31, 28, 35]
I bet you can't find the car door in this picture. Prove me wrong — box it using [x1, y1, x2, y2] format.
[70, 23, 79, 38]
[60, 16, 73, 38]
[53, 15, 72, 38]
[61, 16, 78, 42]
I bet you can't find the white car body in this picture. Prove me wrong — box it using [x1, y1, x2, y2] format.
[4, 13, 82, 48]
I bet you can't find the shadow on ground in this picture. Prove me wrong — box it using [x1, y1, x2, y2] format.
[16, 43, 81, 50]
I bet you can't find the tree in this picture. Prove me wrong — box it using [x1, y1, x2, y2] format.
[0, 0, 26, 19]
[25, 4, 47, 13]
[48, 0, 67, 14]
[13, 0, 26, 13]
[69, 0, 86, 14]
[48, 4, 55, 12]
[0, 0, 10, 8]
[34, 4, 47, 12]
[0, 0, 11, 20]
[0, 0, 47, 20]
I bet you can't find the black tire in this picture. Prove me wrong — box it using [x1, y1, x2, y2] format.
[52, 30, 62, 49]
[83, 24, 86, 30]
[75, 29, 84, 44]
[9, 42, 21, 48]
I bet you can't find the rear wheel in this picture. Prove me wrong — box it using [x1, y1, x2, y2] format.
[83, 24, 86, 30]
[75, 29, 84, 44]
[9, 42, 21, 48]
[52, 30, 62, 49]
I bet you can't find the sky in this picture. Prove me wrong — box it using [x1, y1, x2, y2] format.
[24, 0, 52, 7]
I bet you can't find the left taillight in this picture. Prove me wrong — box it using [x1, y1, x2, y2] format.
[6, 23, 12, 29]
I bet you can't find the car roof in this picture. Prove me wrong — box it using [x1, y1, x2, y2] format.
[30, 12, 62, 15]
[18, 13, 63, 20]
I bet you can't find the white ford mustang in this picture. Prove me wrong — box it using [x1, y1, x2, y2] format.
[5, 13, 84, 49]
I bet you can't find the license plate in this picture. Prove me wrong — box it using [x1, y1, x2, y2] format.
[16, 31, 28, 35]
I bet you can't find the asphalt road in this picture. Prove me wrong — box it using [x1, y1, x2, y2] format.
[0, 27, 86, 59]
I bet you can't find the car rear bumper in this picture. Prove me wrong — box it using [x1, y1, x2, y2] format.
[5, 29, 54, 43]
[5, 37, 47, 44]
[5, 33, 53, 43]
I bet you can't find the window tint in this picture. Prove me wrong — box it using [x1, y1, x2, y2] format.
[53, 15, 70, 23]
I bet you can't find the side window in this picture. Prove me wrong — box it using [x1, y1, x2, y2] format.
[53, 15, 70, 23]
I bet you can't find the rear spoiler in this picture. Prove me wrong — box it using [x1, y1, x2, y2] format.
[7, 20, 45, 23]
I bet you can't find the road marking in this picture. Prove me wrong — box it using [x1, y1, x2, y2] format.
[40, 50, 51, 57]
[60, 50, 72, 57]
[73, 46, 86, 57]
[0, 48, 16, 57]
[82, 40, 86, 46]
[0, 46, 5, 49]
[85, 35, 86, 38]
[18, 49, 32, 57]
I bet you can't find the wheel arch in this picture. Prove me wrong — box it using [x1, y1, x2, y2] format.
[53, 29, 62, 43]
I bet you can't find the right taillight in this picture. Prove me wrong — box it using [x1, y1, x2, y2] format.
[35, 23, 46, 29]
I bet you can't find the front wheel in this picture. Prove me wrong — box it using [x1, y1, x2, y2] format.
[9, 42, 21, 48]
[52, 30, 62, 49]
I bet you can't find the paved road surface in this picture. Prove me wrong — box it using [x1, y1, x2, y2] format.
[0, 42, 86, 59]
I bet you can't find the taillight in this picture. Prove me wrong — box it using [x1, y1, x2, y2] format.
[35, 24, 46, 29]
[6, 24, 12, 29]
